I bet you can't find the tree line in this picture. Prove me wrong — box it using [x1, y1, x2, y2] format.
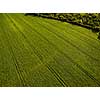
[25, 13, 100, 33]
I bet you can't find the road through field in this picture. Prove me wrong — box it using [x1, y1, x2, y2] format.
[0, 13, 100, 86]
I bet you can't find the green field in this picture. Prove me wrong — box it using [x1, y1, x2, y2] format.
[0, 13, 100, 86]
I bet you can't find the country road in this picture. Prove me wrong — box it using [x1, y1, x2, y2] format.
[0, 13, 100, 86]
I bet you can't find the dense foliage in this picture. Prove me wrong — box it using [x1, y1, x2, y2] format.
[25, 13, 100, 32]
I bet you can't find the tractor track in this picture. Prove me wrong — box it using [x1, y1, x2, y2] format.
[0, 23, 26, 86]
[2, 14, 31, 86]
[6, 14, 68, 86]
[38, 18, 100, 51]
[43, 18, 99, 42]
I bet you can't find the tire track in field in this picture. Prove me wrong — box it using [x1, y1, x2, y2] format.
[4, 14, 41, 86]
[0, 24, 26, 86]
[47, 65, 67, 87]
[43, 18, 98, 42]
[12, 15, 100, 86]
[2, 14, 30, 86]
[39, 19, 100, 51]
[27, 18, 99, 61]
[6, 14, 68, 87]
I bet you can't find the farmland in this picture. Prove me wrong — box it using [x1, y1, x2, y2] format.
[0, 13, 100, 86]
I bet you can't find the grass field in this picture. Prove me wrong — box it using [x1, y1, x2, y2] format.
[0, 13, 100, 86]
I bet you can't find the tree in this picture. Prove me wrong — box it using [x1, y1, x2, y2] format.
[98, 32, 100, 40]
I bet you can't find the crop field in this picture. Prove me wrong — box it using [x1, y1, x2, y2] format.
[0, 13, 100, 86]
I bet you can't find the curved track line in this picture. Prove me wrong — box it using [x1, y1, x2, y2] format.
[47, 65, 67, 87]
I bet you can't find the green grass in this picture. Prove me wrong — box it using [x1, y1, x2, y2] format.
[0, 13, 100, 86]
